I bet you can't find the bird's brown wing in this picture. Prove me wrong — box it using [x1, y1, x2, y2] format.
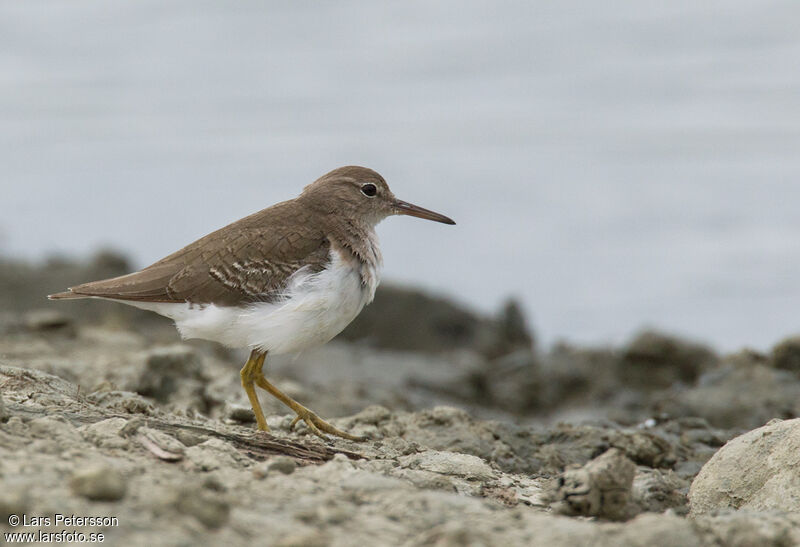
[51, 213, 331, 306]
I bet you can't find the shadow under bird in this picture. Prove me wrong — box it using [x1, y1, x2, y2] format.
[49, 166, 455, 441]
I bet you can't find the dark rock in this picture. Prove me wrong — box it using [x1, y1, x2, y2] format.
[620, 331, 718, 389]
[134, 345, 205, 404]
[339, 284, 533, 358]
[536, 344, 619, 410]
[653, 364, 800, 429]
[477, 349, 541, 412]
[770, 335, 800, 374]
[223, 402, 256, 424]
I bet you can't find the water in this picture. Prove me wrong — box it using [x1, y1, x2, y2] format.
[2, 1, 800, 351]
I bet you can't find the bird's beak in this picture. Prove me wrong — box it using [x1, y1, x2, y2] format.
[392, 199, 456, 225]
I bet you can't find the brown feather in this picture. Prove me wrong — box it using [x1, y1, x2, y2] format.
[47, 166, 450, 308]
[58, 201, 332, 306]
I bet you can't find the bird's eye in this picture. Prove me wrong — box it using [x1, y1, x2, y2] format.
[361, 183, 377, 197]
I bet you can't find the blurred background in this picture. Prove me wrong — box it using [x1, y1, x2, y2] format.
[2, 1, 800, 352]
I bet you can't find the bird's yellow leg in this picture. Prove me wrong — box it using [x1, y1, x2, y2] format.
[252, 369, 365, 442]
[240, 349, 269, 432]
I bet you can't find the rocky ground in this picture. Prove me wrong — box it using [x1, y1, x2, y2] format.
[1, 252, 800, 546]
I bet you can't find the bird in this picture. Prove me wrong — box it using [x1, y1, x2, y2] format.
[49, 166, 455, 441]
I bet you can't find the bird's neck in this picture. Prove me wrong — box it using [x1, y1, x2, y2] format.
[328, 216, 382, 267]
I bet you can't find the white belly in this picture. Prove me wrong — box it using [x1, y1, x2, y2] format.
[124, 250, 379, 354]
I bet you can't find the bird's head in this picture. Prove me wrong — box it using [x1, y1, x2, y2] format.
[301, 166, 456, 227]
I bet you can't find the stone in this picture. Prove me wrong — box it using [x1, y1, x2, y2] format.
[632, 468, 688, 514]
[87, 390, 156, 415]
[173, 487, 230, 529]
[185, 438, 243, 471]
[222, 402, 255, 423]
[28, 415, 81, 441]
[694, 510, 800, 546]
[621, 330, 717, 388]
[135, 345, 204, 403]
[266, 455, 297, 475]
[398, 450, 496, 481]
[656, 364, 800, 430]
[689, 418, 800, 515]
[80, 417, 130, 449]
[553, 448, 637, 521]
[70, 464, 127, 501]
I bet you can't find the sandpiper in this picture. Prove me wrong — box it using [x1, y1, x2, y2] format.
[49, 166, 455, 441]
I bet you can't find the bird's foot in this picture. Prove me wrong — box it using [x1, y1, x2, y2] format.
[289, 407, 365, 442]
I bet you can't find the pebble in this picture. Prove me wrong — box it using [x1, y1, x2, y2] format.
[253, 455, 297, 478]
[70, 464, 127, 501]
[174, 487, 230, 529]
[223, 402, 256, 424]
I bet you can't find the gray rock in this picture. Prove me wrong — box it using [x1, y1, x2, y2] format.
[689, 418, 800, 515]
[174, 429, 207, 447]
[28, 415, 82, 445]
[694, 510, 800, 546]
[70, 464, 127, 501]
[600, 513, 702, 547]
[185, 438, 243, 471]
[173, 487, 230, 529]
[654, 363, 800, 429]
[222, 402, 255, 423]
[478, 349, 542, 412]
[553, 448, 637, 521]
[0, 365, 80, 401]
[398, 450, 496, 481]
[621, 330, 718, 389]
[632, 468, 688, 514]
[80, 417, 130, 449]
[135, 345, 204, 403]
[266, 455, 297, 475]
[253, 455, 297, 478]
[339, 285, 532, 358]
[87, 390, 157, 415]
[348, 404, 392, 425]
[0, 391, 7, 422]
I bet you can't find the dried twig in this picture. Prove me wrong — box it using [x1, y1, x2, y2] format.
[7, 404, 366, 464]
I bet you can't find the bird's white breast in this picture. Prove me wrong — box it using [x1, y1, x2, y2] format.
[127, 248, 380, 354]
